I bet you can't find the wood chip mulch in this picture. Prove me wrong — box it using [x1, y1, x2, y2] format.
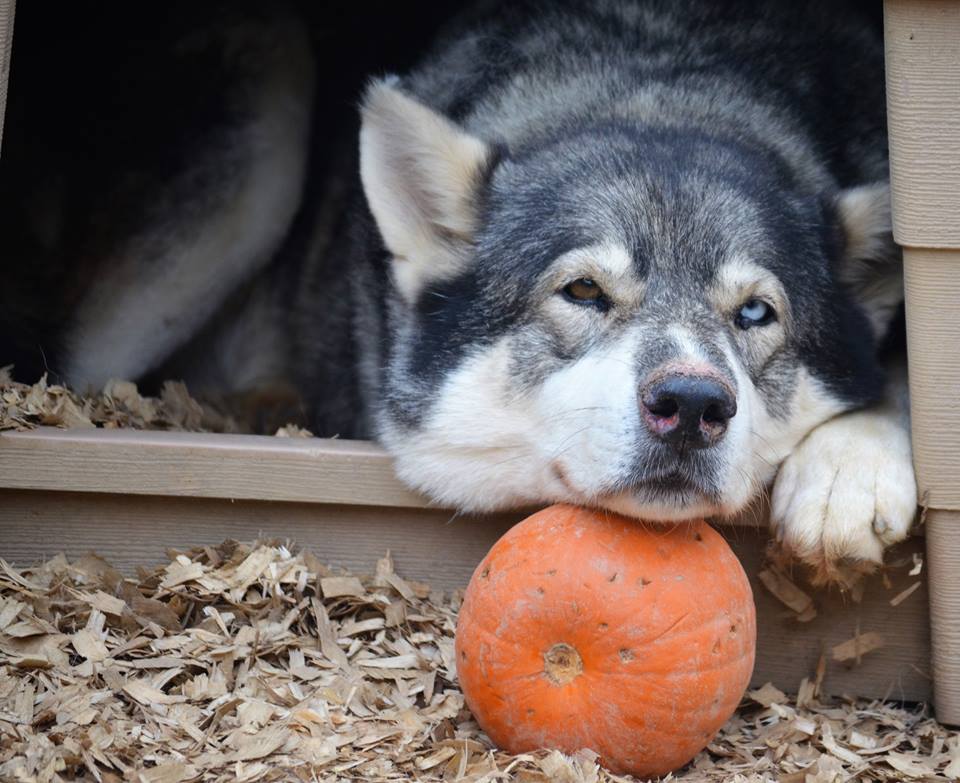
[0, 367, 236, 434]
[0, 369, 320, 437]
[1, 543, 958, 783]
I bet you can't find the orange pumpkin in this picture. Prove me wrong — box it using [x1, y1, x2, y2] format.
[455, 504, 755, 778]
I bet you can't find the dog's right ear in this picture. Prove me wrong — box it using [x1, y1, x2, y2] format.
[360, 79, 494, 303]
[836, 182, 904, 342]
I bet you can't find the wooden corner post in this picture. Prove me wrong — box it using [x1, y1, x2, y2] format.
[885, 0, 960, 724]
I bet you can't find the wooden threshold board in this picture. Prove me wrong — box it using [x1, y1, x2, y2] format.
[0, 427, 770, 526]
[0, 427, 426, 508]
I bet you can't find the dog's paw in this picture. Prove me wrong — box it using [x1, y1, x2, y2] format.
[770, 408, 917, 584]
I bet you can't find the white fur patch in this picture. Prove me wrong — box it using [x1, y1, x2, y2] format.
[771, 404, 917, 581]
[381, 332, 641, 511]
[741, 365, 847, 480]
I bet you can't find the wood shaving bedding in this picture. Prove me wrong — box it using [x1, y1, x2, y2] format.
[0, 369, 312, 436]
[0, 543, 956, 783]
[0, 368, 234, 433]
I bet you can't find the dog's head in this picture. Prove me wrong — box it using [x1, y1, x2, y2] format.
[359, 82, 902, 520]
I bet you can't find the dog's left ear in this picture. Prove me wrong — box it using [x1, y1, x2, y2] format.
[836, 182, 904, 340]
[360, 79, 495, 303]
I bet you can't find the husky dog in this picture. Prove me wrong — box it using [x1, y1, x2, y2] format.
[1, 0, 916, 582]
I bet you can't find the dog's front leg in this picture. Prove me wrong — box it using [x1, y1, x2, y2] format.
[770, 361, 918, 584]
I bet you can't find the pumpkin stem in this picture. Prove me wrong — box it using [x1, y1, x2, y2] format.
[543, 643, 583, 685]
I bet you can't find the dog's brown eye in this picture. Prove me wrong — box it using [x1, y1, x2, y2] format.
[562, 278, 604, 304]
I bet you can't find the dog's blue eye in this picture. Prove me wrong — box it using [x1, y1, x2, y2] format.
[736, 299, 775, 329]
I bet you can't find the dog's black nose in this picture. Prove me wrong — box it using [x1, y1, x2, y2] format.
[640, 375, 737, 450]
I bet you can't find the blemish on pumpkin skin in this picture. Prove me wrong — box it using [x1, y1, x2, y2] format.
[608, 572, 620, 583]
[619, 648, 635, 662]
[598, 622, 609, 631]
[694, 531, 703, 542]
[712, 639, 722, 654]
[636, 577, 652, 588]
[536, 586, 545, 596]
[480, 567, 490, 579]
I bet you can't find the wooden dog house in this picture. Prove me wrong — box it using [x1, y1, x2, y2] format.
[0, 0, 957, 722]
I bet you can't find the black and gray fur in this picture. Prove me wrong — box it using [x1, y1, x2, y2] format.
[359, 0, 891, 405]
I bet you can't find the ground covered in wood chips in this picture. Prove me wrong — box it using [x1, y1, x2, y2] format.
[1, 543, 958, 783]
[0, 368, 230, 433]
[0, 369, 315, 437]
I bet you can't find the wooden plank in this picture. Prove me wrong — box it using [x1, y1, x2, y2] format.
[927, 508, 960, 723]
[0, 427, 429, 508]
[0, 487, 931, 701]
[903, 249, 960, 510]
[0, 488, 518, 600]
[0, 427, 770, 527]
[886, 0, 960, 722]
[737, 532, 930, 704]
[885, 0, 960, 248]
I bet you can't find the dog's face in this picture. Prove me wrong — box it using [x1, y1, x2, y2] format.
[360, 83, 901, 520]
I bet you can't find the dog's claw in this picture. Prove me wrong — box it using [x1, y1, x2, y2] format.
[873, 516, 889, 537]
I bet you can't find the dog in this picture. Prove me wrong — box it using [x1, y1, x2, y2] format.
[0, 0, 916, 583]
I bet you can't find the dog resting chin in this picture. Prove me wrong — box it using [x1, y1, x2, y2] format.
[599, 487, 741, 524]
[386, 402, 916, 588]
[381, 418, 760, 525]
[356, 0, 917, 586]
[379, 347, 916, 586]
[389, 448, 739, 522]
